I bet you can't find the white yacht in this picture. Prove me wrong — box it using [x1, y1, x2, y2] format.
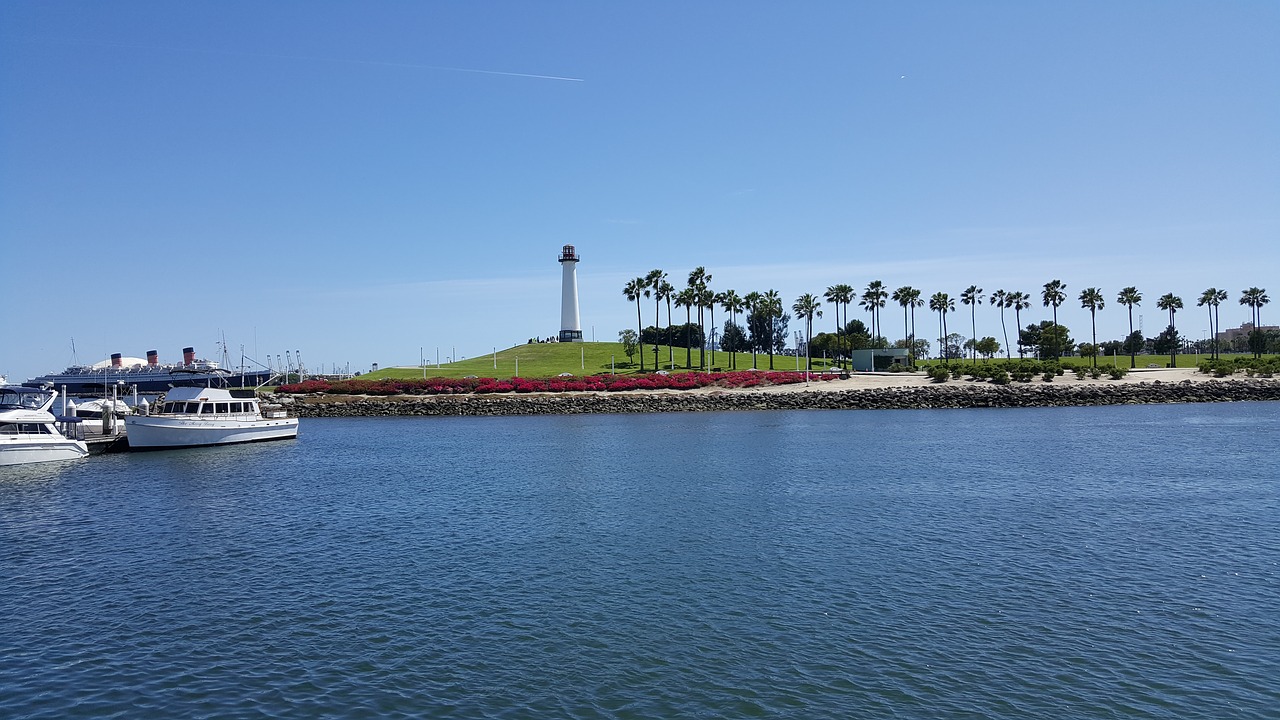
[124, 387, 298, 449]
[0, 386, 90, 466]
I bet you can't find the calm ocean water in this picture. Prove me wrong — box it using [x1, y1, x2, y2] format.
[2, 403, 1278, 719]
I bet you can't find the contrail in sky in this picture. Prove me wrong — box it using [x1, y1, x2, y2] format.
[19, 36, 585, 82]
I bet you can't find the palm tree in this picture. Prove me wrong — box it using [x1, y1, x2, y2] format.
[990, 289, 1010, 359]
[1117, 286, 1142, 368]
[763, 289, 782, 370]
[645, 269, 666, 369]
[1079, 287, 1105, 367]
[744, 291, 762, 369]
[838, 284, 856, 358]
[1239, 287, 1270, 358]
[961, 285, 984, 364]
[659, 279, 676, 367]
[824, 284, 852, 368]
[623, 277, 646, 370]
[675, 287, 696, 369]
[721, 290, 743, 370]
[929, 292, 954, 362]
[1212, 288, 1227, 359]
[1039, 280, 1070, 358]
[892, 286, 916, 361]
[896, 284, 926, 363]
[1250, 288, 1270, 326]
[792, 293, 823, 370]
[700, 286, 716, 369]
[710, 291, 727, 368]
[687, 267, 711, 369]
[1198, 288, 1226, 360]
[863, 281, 887, 347]
[1157, 292, 1184, 366]
[1007, 291, 1031, 358]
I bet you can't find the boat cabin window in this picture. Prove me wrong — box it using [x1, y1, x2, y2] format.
[230, 402, 243, 412]
[0, 389, 53, 410]
[215, 403, 229, 414]
[0, 423, 52, 435]
[199, 403, 215, 414]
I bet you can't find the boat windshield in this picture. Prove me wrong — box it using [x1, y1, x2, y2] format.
[0, 388, 54, 410]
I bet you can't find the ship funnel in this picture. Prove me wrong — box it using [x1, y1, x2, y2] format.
[183, 347, 196, 365]
[111, 353, 123, 367]
[146, 350, 159, 366]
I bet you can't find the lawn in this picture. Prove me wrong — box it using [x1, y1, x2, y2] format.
[357, 342, 839, 380]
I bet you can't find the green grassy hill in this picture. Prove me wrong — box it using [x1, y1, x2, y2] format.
[361, 342, 832, 380]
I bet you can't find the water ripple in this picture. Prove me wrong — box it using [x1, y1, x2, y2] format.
[2, 403, 1279, 718]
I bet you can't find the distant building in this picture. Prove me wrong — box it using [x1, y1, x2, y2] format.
[1217, 322, 1278, 342]
[558, 245, 583, 342]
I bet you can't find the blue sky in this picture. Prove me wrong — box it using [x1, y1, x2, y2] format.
[2, 1, 1277, 379]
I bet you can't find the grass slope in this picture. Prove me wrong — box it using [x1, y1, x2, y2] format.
[361, 342, 835, 380]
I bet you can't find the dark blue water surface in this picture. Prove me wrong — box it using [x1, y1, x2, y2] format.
[2, 403, 1278, 719]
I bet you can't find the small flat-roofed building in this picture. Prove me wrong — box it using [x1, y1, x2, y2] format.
[848, 348, 910, 372]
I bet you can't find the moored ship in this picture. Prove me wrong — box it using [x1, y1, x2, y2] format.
[25, 347, 274, 394]
[0, 386, 89, 466]
[124, 386, 299, 449]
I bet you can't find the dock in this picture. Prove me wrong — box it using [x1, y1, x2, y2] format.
[57, 417, 129, 454]
[84, 428, 129, 454]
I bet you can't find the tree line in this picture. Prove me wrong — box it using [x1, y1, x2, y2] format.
[624, 272, 1273, 370]
[623, 268, 791, 370]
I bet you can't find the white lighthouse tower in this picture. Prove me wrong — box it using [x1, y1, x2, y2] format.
[558, 245, 583, 342]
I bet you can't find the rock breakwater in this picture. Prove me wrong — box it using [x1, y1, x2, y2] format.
[275, 379, 1280, 418]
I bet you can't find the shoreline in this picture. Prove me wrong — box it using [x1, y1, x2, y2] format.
[273, 369, 1280, 417]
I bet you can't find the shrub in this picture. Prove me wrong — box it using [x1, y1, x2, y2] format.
[1198, 359, 1235, 377]
[1107, 366, 1128, 380]
[989, 367, 1010, 385]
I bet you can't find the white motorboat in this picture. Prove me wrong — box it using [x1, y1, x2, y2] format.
[124, 387, 298, 449]
[70, 398, 134, 421]
[0, 386, 90, 466]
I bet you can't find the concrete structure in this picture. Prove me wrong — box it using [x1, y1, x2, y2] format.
[848, 348, 910, 372]
[1217, 322, 1278, 343]
[558, 245, 583, 342]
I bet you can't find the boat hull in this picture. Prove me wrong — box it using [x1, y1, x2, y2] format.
[124, 416, 299, 449]
[0, 438, 90, 466]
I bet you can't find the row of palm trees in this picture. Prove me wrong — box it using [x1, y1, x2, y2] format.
[627, 273, 1272, 370]
[623, 268, 792, 371]
[912, 282, 1270, 366]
